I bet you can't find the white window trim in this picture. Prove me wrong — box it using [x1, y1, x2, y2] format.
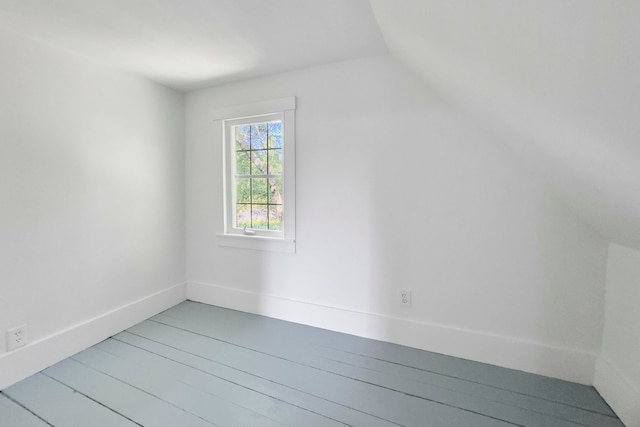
[215, 97, 296, 253]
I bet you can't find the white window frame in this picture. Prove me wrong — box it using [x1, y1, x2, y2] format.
[215, 97, 296, 253]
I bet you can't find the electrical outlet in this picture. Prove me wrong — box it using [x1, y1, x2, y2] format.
[399, 289, 412, 307]
[6, 324, 27, 351]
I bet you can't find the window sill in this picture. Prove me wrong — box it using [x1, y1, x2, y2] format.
[216, 234, 296, 253]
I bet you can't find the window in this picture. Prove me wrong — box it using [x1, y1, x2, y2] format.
[228, 115, 284, 232]
[218, 97, 296, 252]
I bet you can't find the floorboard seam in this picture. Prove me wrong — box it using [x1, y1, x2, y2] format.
[61, 358, 220, 426]
[178, 303, 616, 418]
[41, 372, 146, 427]
[150, 312, 621, 427]
[107, 337, 356, 427]
[123, 329, 405, 426]
[324, 356, 603, 427]
[0, 391, 55, 427]
[148, 319, 586, 426]
[348, 353, 615, 417]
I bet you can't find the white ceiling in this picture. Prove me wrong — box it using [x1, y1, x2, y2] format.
[0, 0, 387, 90]
[371, 0, 640, 249]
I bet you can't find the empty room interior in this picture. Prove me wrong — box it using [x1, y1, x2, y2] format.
[0, 1, 639, 426]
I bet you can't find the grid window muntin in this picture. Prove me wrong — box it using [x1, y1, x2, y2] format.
[233, 119, 283, 231]
[225, 112, 286, 236]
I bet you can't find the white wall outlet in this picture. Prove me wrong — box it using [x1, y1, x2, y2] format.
[6, 324, 28, 351]
[399, 289, 412, 307]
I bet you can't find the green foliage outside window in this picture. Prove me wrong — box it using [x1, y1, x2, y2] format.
[233, 120, 283, 231]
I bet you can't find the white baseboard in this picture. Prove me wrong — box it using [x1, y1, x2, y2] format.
[187, 281, 597, 384]
[594, 357, 640, 427]
[0, 282, 187, 390]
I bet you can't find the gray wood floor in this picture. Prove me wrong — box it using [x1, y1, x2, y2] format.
[1, 301, 623, 426]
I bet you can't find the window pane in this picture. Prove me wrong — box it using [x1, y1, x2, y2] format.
[236, 151, 251, 175]
[267, 149, 282, 175]
[268, 206, 283, 230]
[252, 205, 268, 229]
[268, 122, 282, 149]
[268, 178, 283, 204]
[236, 204, 251, 228]
[235, 125, 251, 150]
[250, 124, 268, 150]
[252, 150, 268, 174]
[236, 179, 251, 203]
[251, 178, 268, 203]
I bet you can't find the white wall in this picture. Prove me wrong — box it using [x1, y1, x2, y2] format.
[186, 54, 608, 383]
[595, 243, 640, 426]
[0, 29, 186, 388]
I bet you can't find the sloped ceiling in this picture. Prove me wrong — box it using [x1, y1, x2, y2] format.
[371, 0, 640, 249]
[0, 0, 387, 90]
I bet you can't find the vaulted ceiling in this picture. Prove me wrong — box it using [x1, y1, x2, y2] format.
[0, 0, 637, 248]
[370, 0, 640, 249]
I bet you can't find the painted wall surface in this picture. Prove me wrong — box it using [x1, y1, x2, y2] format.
[595, 244, 640, 426]
[370, 0, 640, 250]
[186, 55, 608, 382]
[0, 30, 185, 357]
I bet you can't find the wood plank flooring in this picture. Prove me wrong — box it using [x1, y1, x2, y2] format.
[1, 301, 623, 426]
